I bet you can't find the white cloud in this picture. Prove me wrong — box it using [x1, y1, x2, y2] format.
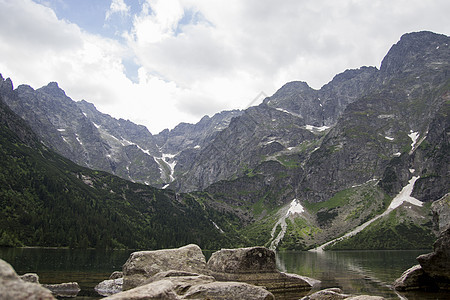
[105, 0, 130, 20]
[0, 0, 449, 134]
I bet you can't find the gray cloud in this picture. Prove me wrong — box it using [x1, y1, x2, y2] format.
[0, 0, 449, 133]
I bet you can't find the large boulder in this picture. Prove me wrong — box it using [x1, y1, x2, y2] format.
[122, 244, 208, 290]
[207, 247, 277, 274]
[207, 246, 319, 294]
[416, 227, 450, 288]
[392, 265, 435, 291]
[0, 259, 55, 300]
[105, 274, 274, 300]
[394, 227, 450, 291]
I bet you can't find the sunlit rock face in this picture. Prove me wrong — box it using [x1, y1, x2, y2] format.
[122, 244, 208, 290]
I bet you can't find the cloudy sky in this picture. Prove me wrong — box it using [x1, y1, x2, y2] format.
[0, 0, 449, 133]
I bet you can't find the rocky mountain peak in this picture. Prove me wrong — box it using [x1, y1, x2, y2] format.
[380, 31, 450, 76]
[39, 81, 67, 97]
[0, 74, 13, 92]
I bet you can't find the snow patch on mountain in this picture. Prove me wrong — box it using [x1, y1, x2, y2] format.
[304, 125, 330, 132]
[311, 176, 422, 252]
[286, 199, 304, 216]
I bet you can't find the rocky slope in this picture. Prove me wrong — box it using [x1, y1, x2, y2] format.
[0, 83, 242, 249]
[1, 78, 241, 188]
[185, 31, 450, 249]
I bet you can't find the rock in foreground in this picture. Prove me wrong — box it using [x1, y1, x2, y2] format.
[42, 282, 81, 298]
[394, 227, 450, 291]
[105, 272, 274, 300]
[300, 288, 386, 299]
[0, 259, 55, 300]
[111, 244, 316, 299]
[207, 246, 319, 294]
[122, 244, 208, 290]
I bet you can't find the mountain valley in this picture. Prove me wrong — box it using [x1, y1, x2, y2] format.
[0, 31, 449, 250]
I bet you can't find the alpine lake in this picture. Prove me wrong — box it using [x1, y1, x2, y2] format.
[1, 247, 449, 299]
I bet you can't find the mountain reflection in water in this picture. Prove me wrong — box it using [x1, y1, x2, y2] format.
[276, 250, 448, 300]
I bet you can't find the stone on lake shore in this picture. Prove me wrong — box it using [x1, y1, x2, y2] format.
[0, 259, 55, 300]
[42, 282, 81, 298]
[300, 288, 386, 300]
[19, 273, 40, 283]
[112, 244, 316, 299]
[394, 227, 450, 291]
[105, 272, 274, 300]
[95, 277, 123, 296]
[207, 246, 319, 293]
[122, 244, 207, 290]
[182, 281, 275, 300]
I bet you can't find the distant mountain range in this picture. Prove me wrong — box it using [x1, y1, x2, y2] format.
[1, 31, 448, 250]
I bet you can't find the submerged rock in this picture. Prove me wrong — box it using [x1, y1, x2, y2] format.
[301, 288, 386, 300]
[207, 246, 319, 294]
[301, 287, 351, 299]
[0, 259, 55, 300]
[42, 282, 81, 298]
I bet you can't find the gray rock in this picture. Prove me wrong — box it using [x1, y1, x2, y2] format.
[122, 244, 208, 290]
[103, 279, 180, 300]
[0, 259, 55, 300]
[301, 287, 351, 299]
[207, 246, 277, 274]
[394, 227, 450, 291]
[19, 273, 39, 283]
[104, 273, 216, 300]
[95, 277, 123, 296]
[109, 271, 123, 280]
[183, 281, 275, 300]
[42, 282, 81, 298]
[393, 265, 433, 291]
[207, 246, 318, 293]
[416, 227, 450, 284]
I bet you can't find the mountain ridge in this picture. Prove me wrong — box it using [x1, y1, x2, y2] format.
[1, 30, 448, 250]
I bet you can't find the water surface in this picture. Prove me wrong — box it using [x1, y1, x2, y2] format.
[277, 250, 448, 299]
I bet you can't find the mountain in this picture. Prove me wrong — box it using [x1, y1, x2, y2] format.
[176, 31, 450, 249]
[1, 31, 448, 250]
[1, 81, 242, 188]
[0, 78, 242, 249]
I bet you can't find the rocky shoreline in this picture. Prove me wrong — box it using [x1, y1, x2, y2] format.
[1, 238, 449, 299]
